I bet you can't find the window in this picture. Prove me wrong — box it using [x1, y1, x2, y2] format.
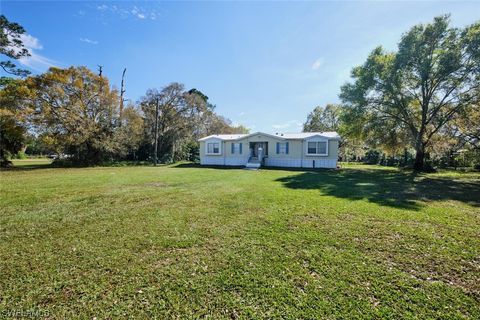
[207, 142, 220, 154]
[276, 142, 289, 154]
[307, 141, 327, 155]
[232, 143, 242, 154]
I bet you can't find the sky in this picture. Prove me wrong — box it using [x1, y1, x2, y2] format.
[2, 1, 479, 133]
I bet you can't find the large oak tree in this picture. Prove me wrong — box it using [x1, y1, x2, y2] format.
[29, 66, 143, 164]
[340, 15, 480, 171]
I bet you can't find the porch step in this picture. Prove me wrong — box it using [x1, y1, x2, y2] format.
[245, 162, 261, 169]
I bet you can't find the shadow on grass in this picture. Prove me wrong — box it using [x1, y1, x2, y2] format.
[275, 168, 480, 210]
[1, 162, 54, 171]
[171, 163, 336, 171]
[172, 163, 245, 170]
[4, 160, 158, 171]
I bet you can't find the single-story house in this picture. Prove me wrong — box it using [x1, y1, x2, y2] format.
[198, 131, 340, 169]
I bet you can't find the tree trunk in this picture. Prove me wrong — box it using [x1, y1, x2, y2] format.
[413, 145, 425, 171]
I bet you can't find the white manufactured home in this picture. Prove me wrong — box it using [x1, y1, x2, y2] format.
[198, 132, 340, 169]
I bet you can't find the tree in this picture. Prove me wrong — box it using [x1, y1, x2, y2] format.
[0, 15, 31, 81]
[303, 104, 341, 132]
[0, 79, 34, 166]
[112, 104, 144, 159]
[140, 83, 248, 163]
[0, 16, 32, 166]
[29, 66, 121, 164]
[452, 97, 480, 150]
[140, 83, 189, 162]
[340, 15, 480, 171]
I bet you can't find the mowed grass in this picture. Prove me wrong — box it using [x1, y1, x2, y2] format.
[11, 158, 53, 168]
[0, 162, 479, 319]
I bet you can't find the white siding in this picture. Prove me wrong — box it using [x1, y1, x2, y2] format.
[225, 156, 249, 166]
[265, 158, 337, 168]
[265, 158, 302, 168]
[301, 158, 337, 169]
[200, 156, 224, 166]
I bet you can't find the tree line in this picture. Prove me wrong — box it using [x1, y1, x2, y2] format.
[2, 14, 479, 171]
[0, 15, 247, 167]
[303, 15, 480, 171]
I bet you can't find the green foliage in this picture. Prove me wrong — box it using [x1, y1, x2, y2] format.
[24, 134, 54, 156]
[0, 79, 33, 166]
[364, 149, 382, 164]
[183, 140, 200, 162]
[0, 15, 31, 77]
[0, 16, 32, 166]
[340, 15, 480, 171]
[25, 66, 144, 165]
[13, 150, 27, 159]
[303, 104, 341, 132]
[0, 115, 26, 166]
[140, 83, 248, 164]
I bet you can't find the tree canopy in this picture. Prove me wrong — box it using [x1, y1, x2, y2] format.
[340, 15, 480, 171]
[303, 104, 341, 132]
[0, 15, 32, 166]
[0, 14, 31, 81]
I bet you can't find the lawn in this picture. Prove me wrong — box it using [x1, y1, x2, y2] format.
[1, 162, 479, 319]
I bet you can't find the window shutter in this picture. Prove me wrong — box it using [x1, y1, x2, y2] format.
[239, 143, 242, 154]
[231, 143, 234, 154]
[276, 142, 280, 154]
[286, 142, 289, 154]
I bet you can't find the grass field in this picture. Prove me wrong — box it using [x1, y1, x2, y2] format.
[1, 162, 479, 318]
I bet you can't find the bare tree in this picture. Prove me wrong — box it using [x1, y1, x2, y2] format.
[119, 68, 126, 125]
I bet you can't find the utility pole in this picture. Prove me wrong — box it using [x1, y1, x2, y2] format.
[153, 97, 159, 166]
[119, 68, 126, 126]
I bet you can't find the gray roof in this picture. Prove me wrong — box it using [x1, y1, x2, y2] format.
[198, 131, 340, 141]
[276, 131, 340, 139]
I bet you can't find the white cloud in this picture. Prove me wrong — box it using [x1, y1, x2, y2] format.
[95, 4, 157, 20]
[19, 53, 56, 71]
[17, 34, 57, 71]
[272, 120, 302, 130]
[312, 57, 324, 70]
[272, 123, 290, 129]
[20, 34, 43, 50]
[80, 38, 99, 45]
[238, 111, 245, 116]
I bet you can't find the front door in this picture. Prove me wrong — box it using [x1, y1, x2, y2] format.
[250, 142, 268, 158]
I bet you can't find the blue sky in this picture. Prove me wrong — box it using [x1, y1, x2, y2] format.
[2, 1, 479, 133]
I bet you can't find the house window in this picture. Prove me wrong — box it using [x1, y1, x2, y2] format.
[276, 142, 289, 154]
[307, 141, 327, 155]
[232, 143, 242, 154]
[207, 142, 220, 154]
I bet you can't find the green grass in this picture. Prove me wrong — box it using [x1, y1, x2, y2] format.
[1, 163, 479, 319]
[11, 158, 53, 168]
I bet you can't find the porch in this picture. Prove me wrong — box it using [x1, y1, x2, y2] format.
[247, 142, 268, 169]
